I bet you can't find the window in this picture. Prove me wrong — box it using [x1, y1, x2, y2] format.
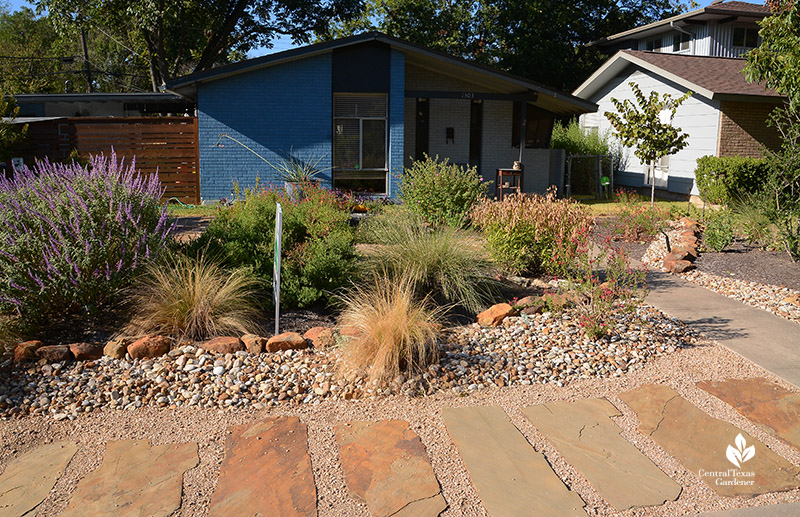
[511, 102, 554, 149]
[646, 38, 662, 52]
[672, 32, 691, 52]
[333, 93, 388, 193]
[733, 27, 758, 48]
[645, 154, 669, 188]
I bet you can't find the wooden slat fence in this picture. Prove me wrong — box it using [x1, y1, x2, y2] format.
[21, 117, 200, 204]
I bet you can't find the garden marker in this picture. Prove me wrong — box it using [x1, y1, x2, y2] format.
[274, 202, 283, 335]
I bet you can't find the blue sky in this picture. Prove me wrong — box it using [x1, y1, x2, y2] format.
[1, 0, 736, 58]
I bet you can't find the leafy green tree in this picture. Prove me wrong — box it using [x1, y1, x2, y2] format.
[604, 82, 691, 206]
[320, 0, 690, 91]
[0, 93, 28, 166]
[0, 5, 151, 93]
[36, 0, 364, 89]
[743, 0, 800, 260]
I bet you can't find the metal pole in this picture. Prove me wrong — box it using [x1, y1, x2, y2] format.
[80, 25, 93, 93]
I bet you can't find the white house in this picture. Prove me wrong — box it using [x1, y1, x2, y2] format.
[573, 0, 784, 198]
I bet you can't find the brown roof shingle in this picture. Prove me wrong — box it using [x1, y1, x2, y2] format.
[622, 50, 782, 97]
[707, 1, 771, 14]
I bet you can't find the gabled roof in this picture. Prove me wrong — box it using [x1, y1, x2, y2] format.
[588, 1, 770, 48]
[573, 50, 782, 101]
[166, 31, 595, 115]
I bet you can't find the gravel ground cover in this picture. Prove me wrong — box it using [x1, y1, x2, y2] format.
[3, 341, 800, 516]
[642, 224, 800, 325]
[0, 305, 695, 420]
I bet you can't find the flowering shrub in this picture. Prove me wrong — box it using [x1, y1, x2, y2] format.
[400, 155, 488, 228]
[470, 189, 592, 275]
[611, 188, 667, 242]
[194, 183, 356, 308]
[570, 236, 647, 339]
[0, 152, 171, 325]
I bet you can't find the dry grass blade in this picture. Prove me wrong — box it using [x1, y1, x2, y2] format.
[124, 254, 262, 341]
[336, 272, 444, 385]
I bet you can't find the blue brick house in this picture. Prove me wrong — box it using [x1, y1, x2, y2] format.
[167, 32, 595, 202]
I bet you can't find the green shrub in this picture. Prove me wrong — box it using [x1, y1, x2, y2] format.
[470, 190, 592, 276]
[694, 155, 768, 205]
[729, 192, 777, 247]
[0, 153, 171, 328]
[704, 210, 734, 252]
[192, 184, 357, 308]
[125, 253, 261, 340]
[362, 211, 501, 314]
[399, 155, 488, 228]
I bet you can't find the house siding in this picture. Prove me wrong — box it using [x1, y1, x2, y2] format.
[388, 49, 405, 197]
[404, 66, 565, 194]
[585, 66, 721, 196]
[632, 20, 759, 58]
[197, 54, 333, 202]
[717, 100, 783, 158]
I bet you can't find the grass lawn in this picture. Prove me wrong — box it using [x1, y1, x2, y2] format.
[574, 195, 691, 216]
[167, 203, 220, 218]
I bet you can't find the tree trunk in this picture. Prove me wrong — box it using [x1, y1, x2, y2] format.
[194, 0, 251, 73]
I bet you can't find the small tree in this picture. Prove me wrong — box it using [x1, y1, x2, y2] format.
[604, 82, 691, 206]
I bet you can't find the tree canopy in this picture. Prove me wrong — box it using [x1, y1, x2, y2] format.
[319, 0, 692, 92]
[34, 0, 363, 90]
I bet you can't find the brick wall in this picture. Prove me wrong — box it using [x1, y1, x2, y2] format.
[717, 100, 783, 158]
[197, 54, 333, 202]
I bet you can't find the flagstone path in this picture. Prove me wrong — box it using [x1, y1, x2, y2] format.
[620, 384, 800, 498]
[522, 398, 682, 510]
[4, 378, 800, 515]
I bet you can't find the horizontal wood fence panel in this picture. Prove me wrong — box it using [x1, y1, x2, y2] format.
[20, 117, 200, 204]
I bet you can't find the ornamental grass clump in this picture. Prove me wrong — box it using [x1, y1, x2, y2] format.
[124, 253, 261, 341]
[0, 152, 171, 327]
[470, 189, 592, 276]
[360, 210, 500, 315]
[336, 272, 444, 385]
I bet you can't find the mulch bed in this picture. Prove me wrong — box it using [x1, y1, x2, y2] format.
[693, 240, 800, 291]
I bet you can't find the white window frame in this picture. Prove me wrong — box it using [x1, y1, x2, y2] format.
[644, 155, 669, 188]
[731, 26, 760, 57]
[645, 37, 663, 52]
[672, 32, 692, 54]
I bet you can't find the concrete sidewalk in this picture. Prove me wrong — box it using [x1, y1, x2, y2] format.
[645, 270, 800, 388]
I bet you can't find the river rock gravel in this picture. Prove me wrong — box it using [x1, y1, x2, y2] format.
[0, 303, 697, 420]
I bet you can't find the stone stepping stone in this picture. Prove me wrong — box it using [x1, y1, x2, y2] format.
[209, 417, 316, 516]
[0, 441, 77, 517]
[620, 384, 800, 498]
[698, 377, 800, 451]
[523, 398, 681, 510]
[62, 440, 197, 517]
[441, 405, 585, 516]
[336, 420, 446, 517]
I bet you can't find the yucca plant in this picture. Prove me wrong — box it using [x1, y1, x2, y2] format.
[336, 272, 444, 385]
[124, 253, 262, 341]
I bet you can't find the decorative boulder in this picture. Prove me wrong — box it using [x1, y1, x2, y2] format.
[14, 340, 44, 363]
[104, 338, 131, 359]
[515, 296, 541, 308]
[36, 345, 73, 363]
[241, 334, 267, 354]
[266, 332, 308, 353]
[127, 335, 171, 359]
[303, 327, 335, 348]
[69, 342, 104, 361]
[663, 257, 694, 274]
[477, 303, 515, 327]
[202, 336, 246, 355]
